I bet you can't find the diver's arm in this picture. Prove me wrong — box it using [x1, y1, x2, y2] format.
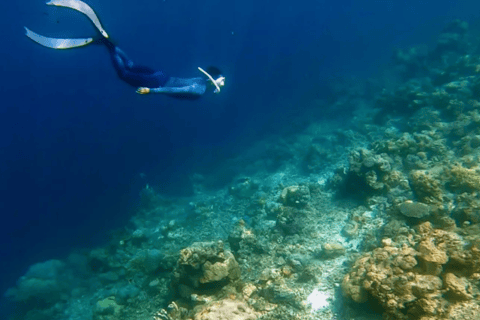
[136, 82, 206, 97]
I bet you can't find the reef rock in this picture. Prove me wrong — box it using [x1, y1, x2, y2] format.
[342, 222, 479, 319]
[399, 201, 431, 219]
[172, 241, 240, 299]
[193, 299, 258, 320]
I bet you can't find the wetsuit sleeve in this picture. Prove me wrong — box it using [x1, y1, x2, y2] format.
[146, 79, 207, 99]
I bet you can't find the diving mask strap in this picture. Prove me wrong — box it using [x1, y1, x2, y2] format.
[198, 67, 223, 93]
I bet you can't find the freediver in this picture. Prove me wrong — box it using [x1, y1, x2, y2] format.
[25, 0, 225, 99]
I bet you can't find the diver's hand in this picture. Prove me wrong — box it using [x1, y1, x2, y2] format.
[136, 87, 150, 94]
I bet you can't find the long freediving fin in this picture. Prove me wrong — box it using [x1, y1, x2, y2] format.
[24, 27, 93, 49]
[46, 0, 109, 38]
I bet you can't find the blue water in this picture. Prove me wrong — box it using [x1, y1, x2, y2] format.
[1, 0, 480, 316]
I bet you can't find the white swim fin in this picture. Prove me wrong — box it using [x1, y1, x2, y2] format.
[46, 0, 109, 38]
[25, 27, 93, 49]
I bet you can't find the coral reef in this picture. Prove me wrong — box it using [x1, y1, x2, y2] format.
[343, 222, 480, 320]
[399, 201, 431, 219]
[172, 240, 241, 299]
[193, 299, 259, 320]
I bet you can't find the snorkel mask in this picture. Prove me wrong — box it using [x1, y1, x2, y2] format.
[198, 67, 225, 93]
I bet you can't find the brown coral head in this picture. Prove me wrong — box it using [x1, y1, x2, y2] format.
[399, 201, 431, 219]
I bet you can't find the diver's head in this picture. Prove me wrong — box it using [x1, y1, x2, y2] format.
[205, 66, 223, 80]
[198, 66, 225, 93]
[211, 75, 225, 93]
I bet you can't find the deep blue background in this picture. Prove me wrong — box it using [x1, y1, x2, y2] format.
[1, 0, 480, 312]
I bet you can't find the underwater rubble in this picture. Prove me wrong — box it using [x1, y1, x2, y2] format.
[6, 20, 480, 320]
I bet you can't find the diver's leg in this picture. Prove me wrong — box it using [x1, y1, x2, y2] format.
[100, 39, 163, 87]
[114, 47, 134, 69]
[109, 47, 131, 79]
[97, 37, 135, 70]
[108, 48, 164, 87]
